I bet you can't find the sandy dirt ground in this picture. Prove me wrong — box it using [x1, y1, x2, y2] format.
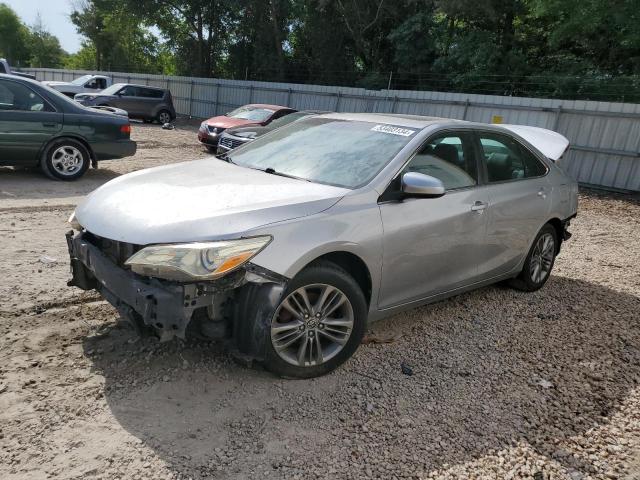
[1, 121, 639, 479]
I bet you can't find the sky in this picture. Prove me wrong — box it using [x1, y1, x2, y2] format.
[4, 0, 83, 53]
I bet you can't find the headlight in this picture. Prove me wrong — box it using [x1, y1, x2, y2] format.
[125, 236, 272, 281]
[199, 122, 207, 131]
[68, 211, 81, 230]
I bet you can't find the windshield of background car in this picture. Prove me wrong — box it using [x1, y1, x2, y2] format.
[227, 106, 275, 122]
[71, 75, 92, 85]
[228, 118, 417, 189]
[100, 84, 125, 95]
[266, 111, 309, 130]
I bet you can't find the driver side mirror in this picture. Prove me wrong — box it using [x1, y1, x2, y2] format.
[401, 172, 446, 198]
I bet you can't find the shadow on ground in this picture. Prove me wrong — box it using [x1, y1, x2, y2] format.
[83, 276, 640, 478]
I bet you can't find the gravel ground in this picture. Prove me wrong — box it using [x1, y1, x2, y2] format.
[1, 121, 639, 479]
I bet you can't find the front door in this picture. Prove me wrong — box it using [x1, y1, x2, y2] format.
[378, 131, 490, 309]
[0, 79, 63, 165]
[475, 131, 552, 277]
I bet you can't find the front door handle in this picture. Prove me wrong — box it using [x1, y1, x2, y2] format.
[471, 201, 488, 213]
[42, 122, 57, 127]
[537, 188, 547, 199]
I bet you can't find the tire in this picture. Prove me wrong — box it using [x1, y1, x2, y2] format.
[508, 223, 558, 292]
[40, 138, 90, 181]
[206, 146, 217, 154]
[156, 110, 172, 124]
[263, 261, 367, 378]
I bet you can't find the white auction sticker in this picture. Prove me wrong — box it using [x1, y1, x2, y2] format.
[371, 124, 416, 137]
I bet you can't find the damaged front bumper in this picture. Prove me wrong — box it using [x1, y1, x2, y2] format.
[66, 230, 287, 352]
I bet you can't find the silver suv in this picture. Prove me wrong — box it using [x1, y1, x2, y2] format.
[75, 83, 176, 124]
[66, 113, 578, 378]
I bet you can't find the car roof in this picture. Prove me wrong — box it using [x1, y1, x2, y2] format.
[245, 103, 292, 111]
[0, 72, 39, 84]
[113, 83, 166, 91]
[317, 112, 468, 129]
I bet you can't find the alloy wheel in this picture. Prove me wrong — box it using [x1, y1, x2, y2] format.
[270, 283, 354, 367]
[530, 232, 555, 284]
[159, 111, 171, 124]
[51, 146, 84, 176]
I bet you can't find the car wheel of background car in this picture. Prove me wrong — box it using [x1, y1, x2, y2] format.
[40, 139, 90, 181]
[263, 260, 367, 378]
[157, 110, 172, 124]
[508, 223, 558, 292]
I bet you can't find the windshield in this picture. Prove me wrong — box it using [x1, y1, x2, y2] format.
[228, 118, 417, 189]
[71, 75, 93, 85]
[99, 84, 125, 95]
[227, 105, 275, 122]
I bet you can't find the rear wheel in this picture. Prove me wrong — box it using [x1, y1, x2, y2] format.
[508, 224, 557, 292]
[40, 139, 90, 181]
[157, 110, 172, 124]
[263, 261, 367, 378]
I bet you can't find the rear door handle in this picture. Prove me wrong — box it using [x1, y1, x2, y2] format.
[471, 201, 488, 213]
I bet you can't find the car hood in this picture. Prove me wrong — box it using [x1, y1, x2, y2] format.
[75, 159, 349, 245]
[226, 125, 270, 137]
[205, 116, 258, 129]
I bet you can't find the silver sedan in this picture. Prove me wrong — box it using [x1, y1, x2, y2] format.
[67, 113, 578, 378]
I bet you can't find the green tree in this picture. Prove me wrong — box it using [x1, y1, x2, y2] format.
[28, 14, 67, 68]
[0, 2, 31, 66]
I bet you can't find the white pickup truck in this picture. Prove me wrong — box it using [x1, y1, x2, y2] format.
[42, 74, 112, 98]
[0, 58, 36, 80]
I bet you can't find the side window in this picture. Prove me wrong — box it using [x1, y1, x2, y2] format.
[119, 86, 138, 97]
[402, 133, 478, 190]
[97, 78, 107, 89]
[479, 133, 547, 182]
[0, 63, 7, 74]
[139, 88, 164, 98]
[0, 80, 51, 112]
[85, 79, 99, 89]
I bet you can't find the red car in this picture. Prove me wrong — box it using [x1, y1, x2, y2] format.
[198, 104, 296, 151]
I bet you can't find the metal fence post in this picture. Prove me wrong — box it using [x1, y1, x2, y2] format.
[462, 99, 470, 120]
[553, 105, 563, 130]
[189, 80, 194, 117]
[287, 88, 293, 107]
[334, 92, 342, 111]
[391, 96, 398, 113]
[214, 83, 220, 116]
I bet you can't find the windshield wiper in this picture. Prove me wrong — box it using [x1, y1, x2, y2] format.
[263, 167, 310, 182]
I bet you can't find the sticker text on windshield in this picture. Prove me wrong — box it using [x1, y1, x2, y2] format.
[371, 125, 416, 137]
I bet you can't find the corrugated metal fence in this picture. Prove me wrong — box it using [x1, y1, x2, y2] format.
[24, 68, 640, 192]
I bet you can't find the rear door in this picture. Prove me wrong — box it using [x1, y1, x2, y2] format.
[0, 78, 63, 165]
[137, 87, 165, 118]
[474, 130, 552, 278]
[378, 130, 490, 308]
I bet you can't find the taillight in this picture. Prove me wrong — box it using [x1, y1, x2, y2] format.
[120, 124, 131, 135]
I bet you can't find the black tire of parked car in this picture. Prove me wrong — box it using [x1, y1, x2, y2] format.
[156, 110, 172, 124]
[262, 260, 367, 379]
[40, 138, 91, 181]
[508, 223, 558, 292]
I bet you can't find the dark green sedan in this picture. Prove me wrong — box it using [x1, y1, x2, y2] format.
[0, 74, 136, 180]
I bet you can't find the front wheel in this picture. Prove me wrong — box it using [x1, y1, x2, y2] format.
[40, 139, 90, 181]
[508, 224, 558, 292]
[263, 261, 367, 378]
